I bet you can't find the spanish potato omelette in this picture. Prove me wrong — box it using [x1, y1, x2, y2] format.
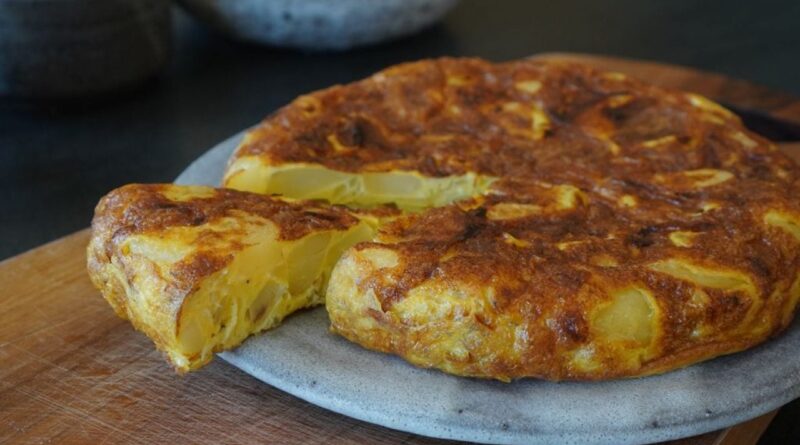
[90, 58, 800, 380]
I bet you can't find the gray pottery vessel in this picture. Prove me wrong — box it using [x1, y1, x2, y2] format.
[176, 0, 460, 50]
[0, 0, 171, 98]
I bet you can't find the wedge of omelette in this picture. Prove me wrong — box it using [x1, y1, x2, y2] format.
[87, 184, 377, 372]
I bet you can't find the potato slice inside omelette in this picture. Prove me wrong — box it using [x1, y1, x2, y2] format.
[87, 184, 376, 371]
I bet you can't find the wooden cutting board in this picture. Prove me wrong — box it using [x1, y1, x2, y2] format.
[2, 54, 798, 445]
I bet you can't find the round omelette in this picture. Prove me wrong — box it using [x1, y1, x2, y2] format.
[223, 58, 800, 381]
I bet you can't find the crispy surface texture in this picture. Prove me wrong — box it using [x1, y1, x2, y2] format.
[225, 57, 800, 380]
[87, 184, 375, 371]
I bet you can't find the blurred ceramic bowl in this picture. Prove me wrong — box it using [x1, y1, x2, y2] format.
[176, 0, 461, 50]
[0, 0, 171, 98]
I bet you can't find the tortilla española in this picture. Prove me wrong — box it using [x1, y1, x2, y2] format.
[89, 58, 800, 380]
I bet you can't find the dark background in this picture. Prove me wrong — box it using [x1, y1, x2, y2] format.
[1, 1, 798, 443]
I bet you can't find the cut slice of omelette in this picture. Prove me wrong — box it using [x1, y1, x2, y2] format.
[90, 58, 800, 380]
[87, 184, 377, 372]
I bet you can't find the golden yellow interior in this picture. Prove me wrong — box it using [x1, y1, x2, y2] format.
[122, 213, 375, 371]
[178, 220, 375, 370]
[223, 157, 495, 211]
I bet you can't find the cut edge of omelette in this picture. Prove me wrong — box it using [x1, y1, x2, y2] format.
[87, 184, 377, 372]
[224, 158, 497, 212]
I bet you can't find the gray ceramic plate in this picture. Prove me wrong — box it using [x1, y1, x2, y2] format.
[176, 132, 800, 445]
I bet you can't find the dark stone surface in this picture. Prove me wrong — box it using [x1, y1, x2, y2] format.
[0, 2, 798, 443]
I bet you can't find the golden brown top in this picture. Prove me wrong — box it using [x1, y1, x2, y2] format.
[93, 184, 361, 244]
[235, 58, 797, 186]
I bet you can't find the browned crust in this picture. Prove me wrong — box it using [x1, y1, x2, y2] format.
[92, 184, 361, 244]
[233, 58, 798, 184]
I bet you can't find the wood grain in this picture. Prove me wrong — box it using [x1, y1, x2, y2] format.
[2, 54, 798, 445]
